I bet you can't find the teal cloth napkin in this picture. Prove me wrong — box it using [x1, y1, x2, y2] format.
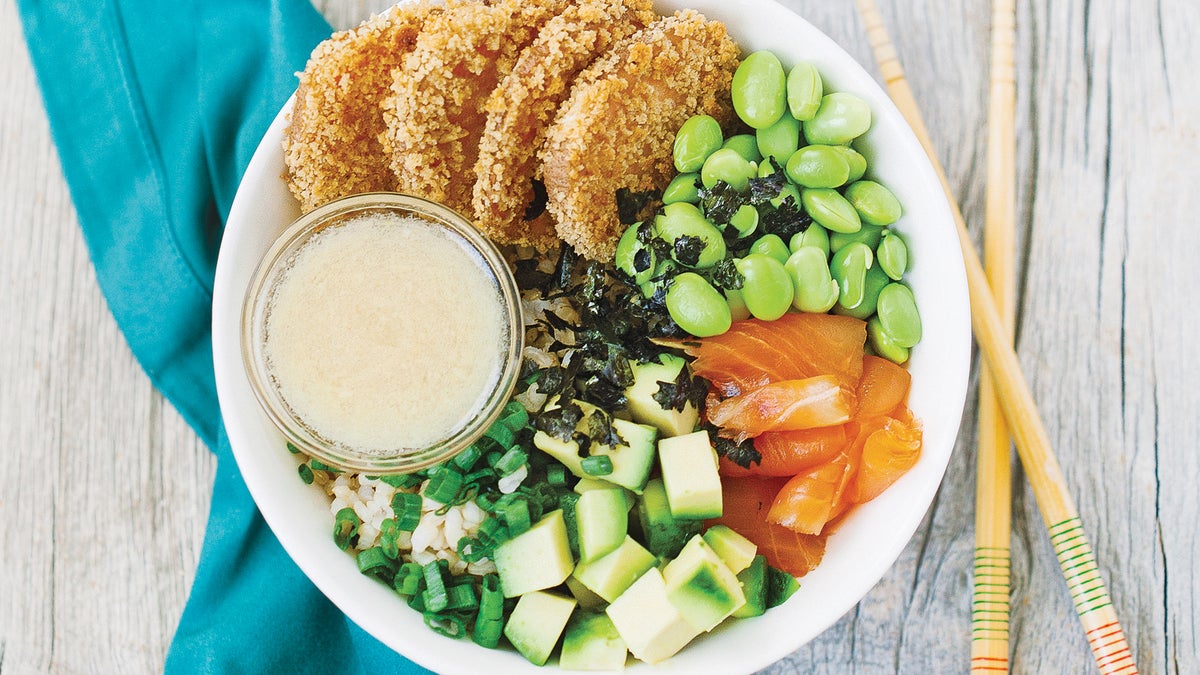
[18, 1, 431, 672]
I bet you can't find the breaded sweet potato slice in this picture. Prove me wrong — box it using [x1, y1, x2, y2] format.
[283, 2, 441, 212]
[472, 0, 658, 251]
[540, 10, 740, 262]
[382, 0, 568, 216]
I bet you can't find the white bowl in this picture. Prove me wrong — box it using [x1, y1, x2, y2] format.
[211, 1, 970, 672]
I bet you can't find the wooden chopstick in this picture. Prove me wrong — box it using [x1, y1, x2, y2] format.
[971, 0, 1017, 672]
[852, 2, 1137, 672]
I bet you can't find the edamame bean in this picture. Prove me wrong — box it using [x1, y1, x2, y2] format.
[868, 316, 910, 364]
[829, 242, 874, 310]
[724, 287, 751, 322]
[785, 145, 850, 188]
[802, 187, 862, 233]
[732, 51, 788, 129]
[663, 172, 701, 205]
[723, 134, 762, 163]
[786, 62, 823, 121]
[785, 247, 839, 313]
[749, 234, 790, 264]
[673, 114, 723, 173]
[789, 224, 830, 257]
[829, 224, 883, 253]
[729, 204, 759, 239]
[758, 157, 781, 178]
[756, 114, 801, 163]
[736, 254, 794, 321]
[831, 146, 868, 182]
[771, 183, 803, 211]
[654, 202, 726, 268]
[804, 92, 872, 145]
[615, 222, 656, 285]
[877, 230, 908, 280]
[833, 263, 888, 319]
[666, 273, 732, 337]
[701, 148, 755, 191]
[844, 180, 902, 226]
[875, 283, 922, 348]
[639, 257, 677, 299]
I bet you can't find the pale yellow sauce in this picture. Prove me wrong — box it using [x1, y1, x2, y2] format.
[263, 213, 506, 454]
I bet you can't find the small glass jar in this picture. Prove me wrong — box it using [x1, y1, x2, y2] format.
[241, 193, 524, 474]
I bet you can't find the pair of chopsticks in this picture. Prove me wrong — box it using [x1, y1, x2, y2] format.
[852, 1, 1137, 673]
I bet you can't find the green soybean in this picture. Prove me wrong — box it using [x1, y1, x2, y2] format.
[729, 204, 760, 239]
[829, 242, 874, 310]
[875, 283, 922, 348]
[789, 224, 830, 257]
[666, 273, 732, 337]
[749, 234, 791, 264]
[673, 114, 723, 173]
[663, 173, 701, 205]
[758, 157, 782, 178]
[804, 92, 872, 145]
[724, 287, 751, 322]
[654, 202, 726, 268]
[615, 222, 656, 285]
[833, 263, 889, 319]
[802, 188, 862, 233]
[786, 62, 823, 121]
[785, 247, 839, 313]
[832, 146, 868, 182]
[785, 145, 850, 188]
[877, 230, 908, 280]
[756, 114, 801, 163]
[723, 134, 762, 163]
[736, 254, 794, 321]
[732, 51, 788, 129]
[844, 180, 902, 226]
[868, 316, 910, 364]
[829, 224, 883, 253]
[701, 147, 755, 191]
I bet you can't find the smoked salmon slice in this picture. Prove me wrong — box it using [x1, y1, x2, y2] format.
[714, 476, 827, 577]
[706, 375, 856, 438]
[718, 425, 848, 478]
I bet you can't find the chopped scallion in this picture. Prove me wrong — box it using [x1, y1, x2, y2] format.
[479, 574, 504, 621]
[472, 616, 503, 649]
[494, 447, 527, 476]
[445, 583, 478, 611]
[378, 519, 400, 559]
[422, 561, 449, 613]
[391, 492, 423, 531]
[394, 562, 422, 596]
[333, 508, 359, 551]
[356, 547, 394, 580]
[581, 455, 614, 476]
[297, 463, 314, 485]
[546, 464, 567, 486]
[424, 467, 465, 505]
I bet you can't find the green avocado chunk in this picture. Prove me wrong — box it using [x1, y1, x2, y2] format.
[559, 611, 629, 671]
[503, 590, 577, 666]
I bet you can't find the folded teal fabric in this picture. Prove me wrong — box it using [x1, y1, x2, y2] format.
[17, 1, 429, 672]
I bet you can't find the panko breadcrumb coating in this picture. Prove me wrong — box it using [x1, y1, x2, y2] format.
[382, 0, 568, 216]
[540, 10, 740, 262]
[283, 3, 441, 212]
[472, 0, 657, 251]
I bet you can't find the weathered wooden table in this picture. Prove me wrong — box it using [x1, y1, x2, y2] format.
[2, 0, 1196, 672]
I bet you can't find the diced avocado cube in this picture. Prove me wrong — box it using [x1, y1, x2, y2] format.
[559, 611, 629, 671]
[658, 430, 723, 519]
[565, 575, 608, 611]
[503, 590, 577, 666]
[625, 355, 700, 438]
[732, 555, 768, 618]
[662, 535, 746, 632]
[573, 535, 657, 603]
[533, 402, 658, 493]
[494, 510, 575, 598]
[574, 478, 615, 494]
[634, 478, 703, 558]
[766, 564, 800, 608]
[577, 488, 629, 563]
[606, 568, 701, 664]
[702, 524, 758, 574]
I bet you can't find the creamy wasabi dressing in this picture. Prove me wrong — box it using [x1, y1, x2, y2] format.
[263, 212, 506, 454]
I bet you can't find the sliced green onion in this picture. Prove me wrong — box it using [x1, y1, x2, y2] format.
[472, 617, 503, 649]
[309, 459, 342, 474]
[333, 508, 359, 551]
[546, 464, 567, 486]
[424, 467, 465, 505]
[378, 473, 422, 489]
[286, 442, 301, 454]
[391, 492, 423, 531]
[423, 612, 466, 639]
[581, 455, 614, 476]
[445, 583, 478, 611]
[297, 464, 314, 485]
[453, 445, 483, 472]
[483, 423, 515, 449]
[407, 589, 426, 612]
[422, 561, 449, 613]
[501, 500, 531, 536]
[356, 547, 394, 580]
[479, 574, 504, 621]
[394, 562, 422, 596]
[494, 447, 528, 476]
[378, 519, 400, 559]
[501, 401, 529, 427]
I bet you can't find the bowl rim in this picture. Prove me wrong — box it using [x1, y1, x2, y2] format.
[211, 1, 971, 672]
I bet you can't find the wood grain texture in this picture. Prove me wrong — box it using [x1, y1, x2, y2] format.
[0, 0, 1196, 673]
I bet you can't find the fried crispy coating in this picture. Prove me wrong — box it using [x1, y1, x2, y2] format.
[472, 0, 657, 251]
[283, 3, 440, 212]
[383, 0, 568, 216]
[540, 10, 741, 262]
